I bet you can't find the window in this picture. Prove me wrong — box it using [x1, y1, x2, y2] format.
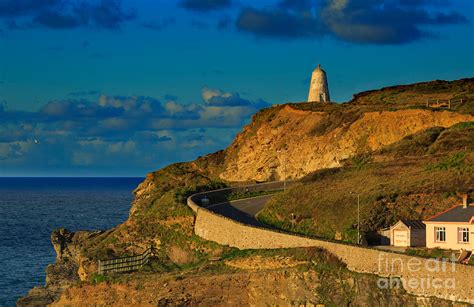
[435, 227, 446, 242]
[458, 227, 470, 243]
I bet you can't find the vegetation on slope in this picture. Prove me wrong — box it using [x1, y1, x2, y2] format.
[257, 122, 474, 243]
[55, 247, 460, 306]
[288, 78, 474, 129]
[349, 78, 474, 112]
[79, 157, 230, 263]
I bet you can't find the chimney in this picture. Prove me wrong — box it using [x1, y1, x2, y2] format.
[462, 194, 469, 209]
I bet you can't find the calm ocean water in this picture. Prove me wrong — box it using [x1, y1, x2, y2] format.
[0, 177, 143, 307]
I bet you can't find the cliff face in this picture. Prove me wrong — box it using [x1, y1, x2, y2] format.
[17, 229, 97, 306]
[51, 266, 458, 307]
[19, 78, 474, 305]
[219, 106, 473, 182]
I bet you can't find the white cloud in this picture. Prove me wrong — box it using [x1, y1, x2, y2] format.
[201, 87, 233, 103]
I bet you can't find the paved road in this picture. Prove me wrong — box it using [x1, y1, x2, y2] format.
[203, 195, 273, 227]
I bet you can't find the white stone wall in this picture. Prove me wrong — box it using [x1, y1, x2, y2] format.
[188, 191, 474, 304]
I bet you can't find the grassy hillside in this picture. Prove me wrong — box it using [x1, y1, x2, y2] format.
[257, 122, 474, 243]
[290, 78, 474, 115]
[350, 78, 473, 110]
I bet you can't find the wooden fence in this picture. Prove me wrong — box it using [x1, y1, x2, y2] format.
[426, 98, 466, 109]
[98, 246, 156, 274]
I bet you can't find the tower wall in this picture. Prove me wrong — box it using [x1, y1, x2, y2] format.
[308, 65, 330, 102]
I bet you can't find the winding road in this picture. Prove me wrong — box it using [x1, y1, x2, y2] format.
[201, 195, 273, 228]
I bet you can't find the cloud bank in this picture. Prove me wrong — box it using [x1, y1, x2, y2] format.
[0, 88, 270, 175]
[236, 0, 468, 44]
[0, 0, 467, 45]
[0, 0, 135, 30]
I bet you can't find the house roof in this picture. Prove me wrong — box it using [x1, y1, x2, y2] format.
[400, 219, 426, 230]
[425, 205, 474, 223]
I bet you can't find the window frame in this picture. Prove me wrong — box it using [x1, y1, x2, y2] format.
[435, 226, 446, 243]
[458, 227, 470, 243]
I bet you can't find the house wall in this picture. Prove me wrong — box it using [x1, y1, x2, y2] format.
[425, 222, 473, 251]
[410, 229, 426, 247]
[378, 228, 391, 245]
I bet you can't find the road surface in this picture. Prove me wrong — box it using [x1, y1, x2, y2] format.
[203, 195, 273, 227]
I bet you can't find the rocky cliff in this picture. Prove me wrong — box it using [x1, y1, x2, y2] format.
[219, 106, 473, 182]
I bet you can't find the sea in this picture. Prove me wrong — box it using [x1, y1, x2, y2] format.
[0, 177, 144, 307]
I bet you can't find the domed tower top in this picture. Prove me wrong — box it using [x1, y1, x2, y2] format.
[308, 64, 330, 103]
[314, 63, 324, 72]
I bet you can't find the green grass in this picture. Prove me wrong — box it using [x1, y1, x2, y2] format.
[405, 248, 451, 259]
[348, 78, 474, 115]
[426, 152, 467, 171]
[451, 121, 474, 130]
[91, 273, 107, 284]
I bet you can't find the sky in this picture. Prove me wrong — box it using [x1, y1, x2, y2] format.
[0, 0, 473, 176]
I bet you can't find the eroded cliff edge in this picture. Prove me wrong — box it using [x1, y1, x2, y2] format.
[220, 106, 472, 181]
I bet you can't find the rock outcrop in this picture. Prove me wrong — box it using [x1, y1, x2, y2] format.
[18, 229, 99, 306]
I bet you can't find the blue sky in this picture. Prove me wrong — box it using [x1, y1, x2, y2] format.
[0, 0, 473, 176]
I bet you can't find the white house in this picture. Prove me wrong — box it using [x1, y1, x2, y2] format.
[424, 194, 473, 251]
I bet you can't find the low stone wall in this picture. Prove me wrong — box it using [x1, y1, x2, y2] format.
[188, 184, 474, 303]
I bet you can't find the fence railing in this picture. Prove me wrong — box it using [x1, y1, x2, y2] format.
[426, 98, 466, 109]
[97, 246, 156, 274]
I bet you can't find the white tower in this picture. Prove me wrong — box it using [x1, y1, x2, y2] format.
[308, 64, 330, 102]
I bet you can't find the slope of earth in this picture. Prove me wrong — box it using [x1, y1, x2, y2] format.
[257, 122, 474, 242]
[49, 248, 463, 307]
